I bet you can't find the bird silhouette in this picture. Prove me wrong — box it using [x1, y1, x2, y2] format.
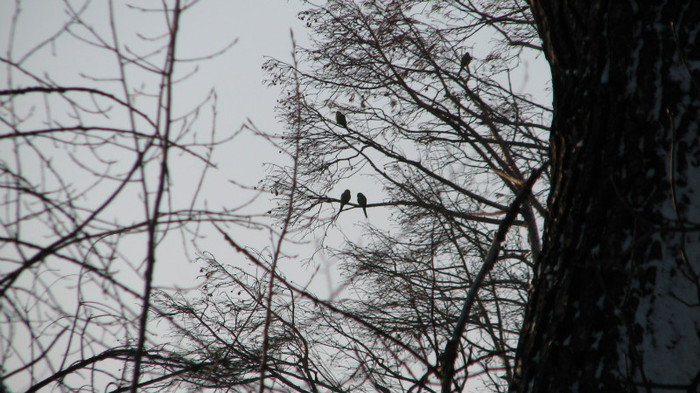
[356, 192, 367, 218]
[338, 189, 351, 216]
[459, 52, 472, 74]
[335, 111, 348, 128]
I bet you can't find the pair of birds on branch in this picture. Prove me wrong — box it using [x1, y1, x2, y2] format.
[333, 54, 470, 219]
[332, 53, 470, 220]
[333, 114, 365, 218]
[338, 189, 368, 218]
[332, 115, 367, 218]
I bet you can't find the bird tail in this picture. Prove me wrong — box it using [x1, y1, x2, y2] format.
[335, 205, 345, 219]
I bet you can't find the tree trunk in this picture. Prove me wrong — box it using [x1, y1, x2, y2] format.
[513, 1, 700, 392]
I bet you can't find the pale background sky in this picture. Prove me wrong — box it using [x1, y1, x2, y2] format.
[1, 0, 314, 287]
[0, 0, 551, 302]
[0, 2, 312, 388]
[1, 0, 550, 298]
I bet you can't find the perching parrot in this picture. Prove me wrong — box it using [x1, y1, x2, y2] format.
[335, 111, 348, 128]
[459, 52, 472, 74]
[356, 192, 367, 218]
[339, 189, 351, 215]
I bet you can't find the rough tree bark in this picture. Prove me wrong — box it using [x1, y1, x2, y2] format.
[513, 1, 700, 392]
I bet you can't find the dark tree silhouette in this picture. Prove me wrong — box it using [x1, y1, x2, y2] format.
[513, 2, 700, 391]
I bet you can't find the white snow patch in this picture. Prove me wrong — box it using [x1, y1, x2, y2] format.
[668, 62, 691, 92]
[591, 331, 603, 350]
[620, 235, 632, 252]
[595, 295, 605, 308]
[649, 60, 663, 121]
[600, 60, 610, 84]
[629, 233, 700, 385]
[595, 361, 604, 378]
[625, 22, 643, 95]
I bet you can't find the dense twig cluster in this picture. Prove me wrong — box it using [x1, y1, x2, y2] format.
[255, 0, 550, 391]
[1, 0, 552, 392]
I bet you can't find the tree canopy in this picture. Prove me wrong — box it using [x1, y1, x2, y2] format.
[1, 0, 554, 392]
[252, 0, 550, 390]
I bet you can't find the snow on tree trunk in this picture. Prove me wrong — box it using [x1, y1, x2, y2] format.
[513, 2, 700, 392]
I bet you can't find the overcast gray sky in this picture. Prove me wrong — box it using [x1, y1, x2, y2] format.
[0, 0, 550, 292]
[0, 0, 316, 286]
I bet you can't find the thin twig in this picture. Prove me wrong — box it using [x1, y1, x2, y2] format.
[258, 30, 303, 393]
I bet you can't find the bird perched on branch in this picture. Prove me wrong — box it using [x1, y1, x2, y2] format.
[356, 192, 368, 218]
[335, 111, 348, 128]
[459, 51, 472, 74]
[338, 189, 351, 216]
